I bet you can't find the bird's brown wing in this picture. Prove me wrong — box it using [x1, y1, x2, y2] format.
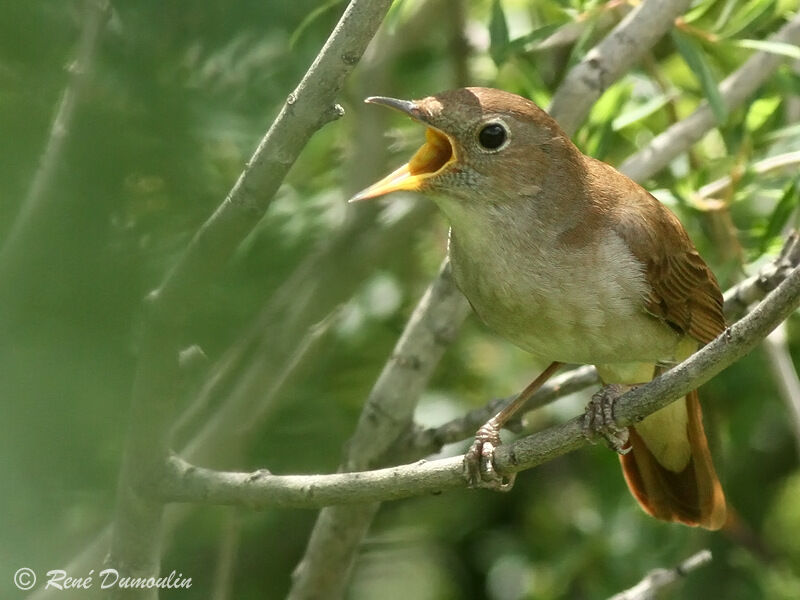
[613, 192, 725, 345]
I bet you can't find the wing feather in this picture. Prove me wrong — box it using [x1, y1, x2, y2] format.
[582, 156, 725, 345]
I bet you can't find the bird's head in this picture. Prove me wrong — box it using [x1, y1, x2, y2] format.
[350, 87, 578, 214]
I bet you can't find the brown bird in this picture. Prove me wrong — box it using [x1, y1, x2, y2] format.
[352, 87, 726, 530]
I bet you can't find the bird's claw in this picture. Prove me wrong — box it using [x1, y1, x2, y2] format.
[463, 422, 516, 492]
[583, 384, 631, 455]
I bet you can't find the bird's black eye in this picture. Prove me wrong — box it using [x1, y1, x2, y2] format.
[478, 123, 507, 150]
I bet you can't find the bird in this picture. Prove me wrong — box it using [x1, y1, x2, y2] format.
[350, 87, 726, 530]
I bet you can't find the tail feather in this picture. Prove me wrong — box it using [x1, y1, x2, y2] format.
[620, 390, 726, 530]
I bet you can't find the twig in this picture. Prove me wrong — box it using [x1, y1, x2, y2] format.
[392, 365, 599, 461]
[528, 9, 620, 54]
[607, 550, 713, 600]
[724, 232, 800, 318]
[211, 509, 242, 600]
[159, 261, 800, 508]
[107, 0, 394, 597]
[619, 14, 800, 182]
[698, 151, 800, 200]
[548, 0, 692, 134]
[0, 0, 109, 274]
[763, 323, 800, 459]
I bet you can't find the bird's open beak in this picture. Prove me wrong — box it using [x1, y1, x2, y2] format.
[349, 96, 456, 202]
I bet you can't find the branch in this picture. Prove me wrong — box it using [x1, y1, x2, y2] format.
[698, 151, 800, 200]
[607, 550, 713, 600]
[619, 14, 800, 182]
[548, 0, 692, 135]
[107, 0, 393, 596]
[723, 232, 800, 318]
[763, 323, 800, 459]
[0, 0, 109, 274]
[392, 365, 599, 461]
[159, 260, 800, 509]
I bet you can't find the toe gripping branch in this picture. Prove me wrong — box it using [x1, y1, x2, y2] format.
[583, 384, 632, 454]
[464, 418, 515, 491]
[463, 362, 564, 492]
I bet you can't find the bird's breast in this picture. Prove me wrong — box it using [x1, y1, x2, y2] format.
[448, 226, 681, 365]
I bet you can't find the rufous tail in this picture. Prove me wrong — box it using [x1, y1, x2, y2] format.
[619, 390, 726, 530]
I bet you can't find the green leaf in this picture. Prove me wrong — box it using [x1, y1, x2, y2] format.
[761, 178, 800, 253]
[715, 0, 776, 38]
[585, 82, 630, 160]
[733, 39, 800, 60]
[612, 92, 676, 131]
[289, 0, 344, 49]
[506, 23, 562, 54]
[565, 12, 599, 70]
[684, 0, 723, 25]
[745, 96, 782, 133]
[489, 0, 510, 65]
[712, 0, 740, 31]
[671, 30, 728, 124]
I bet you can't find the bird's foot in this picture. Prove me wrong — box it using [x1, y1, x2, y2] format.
[463, 421, 516, 492]
[583, 384, 632, 454]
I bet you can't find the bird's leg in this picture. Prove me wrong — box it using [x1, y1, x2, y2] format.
[465, 361, 563, 491]
[582, 384, 634, 454]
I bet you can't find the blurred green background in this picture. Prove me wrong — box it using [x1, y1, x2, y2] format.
[2, 0, 800, 598]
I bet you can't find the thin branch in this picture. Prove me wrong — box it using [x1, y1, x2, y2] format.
[0, 0, 109, 273]
[107, 0, 394, 596]
[724, 232, 800, 318]
[619, 14, 800, 182]
[159, 260, 800, 509]
[548, 0, 692, 134]
[392, 365, 599, 461]
[763, 323, 800, 459]
[698, 151, 800, 200]
[607, 550, 713, 600]
[528, 7, 622, 54]
[211, 509, 242, 600]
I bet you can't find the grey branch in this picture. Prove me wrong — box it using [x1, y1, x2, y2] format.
[763, 323, 800, 460]
[619, 14, 800, 182]
[698, 151, 800, 200]
[607, 550, 713, 600]
[158, 259, 800, 509]
[548, 0, 692, 134]
[724, 232, 800, 318]
[0, 0, 110, 274]
[107, 0, 393, 597]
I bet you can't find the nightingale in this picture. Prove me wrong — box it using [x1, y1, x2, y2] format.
[351, 87, 726, 530]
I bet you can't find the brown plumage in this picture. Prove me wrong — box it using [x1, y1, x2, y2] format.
[353, 87, 726, 529]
